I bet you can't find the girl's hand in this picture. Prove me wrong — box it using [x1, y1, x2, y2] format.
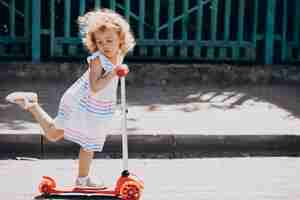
[88, 58, 102, 76]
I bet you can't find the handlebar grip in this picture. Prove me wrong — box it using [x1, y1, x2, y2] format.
[116, 65, 129, 77]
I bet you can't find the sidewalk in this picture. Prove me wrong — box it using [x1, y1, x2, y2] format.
[2, 158, 300, 200]
[1, 80, 300, 158]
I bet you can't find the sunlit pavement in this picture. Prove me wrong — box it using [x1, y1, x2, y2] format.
[1, 157, 300, 200]
[1, 82, 300, 135]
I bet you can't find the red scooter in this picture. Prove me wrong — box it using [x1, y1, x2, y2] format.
[36, 65, 144, 200]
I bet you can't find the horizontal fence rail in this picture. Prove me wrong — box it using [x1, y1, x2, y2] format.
[0, 0, 299, 64]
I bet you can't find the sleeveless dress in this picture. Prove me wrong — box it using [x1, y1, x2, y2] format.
[54, 55, 120, 152]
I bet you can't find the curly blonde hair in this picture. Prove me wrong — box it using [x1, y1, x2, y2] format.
[78, 8, 135, 56]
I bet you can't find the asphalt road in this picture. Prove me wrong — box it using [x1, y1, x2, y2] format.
[1, 157, 300, 200]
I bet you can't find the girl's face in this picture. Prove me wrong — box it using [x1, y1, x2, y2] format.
[94, 27, 122, 59]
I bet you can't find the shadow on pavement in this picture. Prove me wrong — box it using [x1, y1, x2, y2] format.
[1, 79, 300, 131]
[128, 84, 300, 118]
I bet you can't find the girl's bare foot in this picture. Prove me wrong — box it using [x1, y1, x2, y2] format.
[6, 92, 38, 110]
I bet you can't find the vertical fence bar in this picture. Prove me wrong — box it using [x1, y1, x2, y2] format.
[265, 0, 276, 64]
[153, 0, 160, 57]
[79, 0, 85, 16]
[94, 0, 101, 9]
[207, 0, 218, 59]
[238, 0, 245, 59]
[232, 0, 245, 60]
[193, 0, 203, 58]
[294, 0, 300, 45]
[32, 0, 41, 62]
[180, 0, 188, 57]
[110, 0, 116, 10]
[167, 0, 175, 57]
[64, 0, 71, 38]
[139, 0, 147, 56]
[9, 0, 15, 37]
[281, 0, 287, 62]
[78, 0, 85, 55]
[294, 0, 300, 60]
[24, 0, 30, 56]
[78, 0, 85, 57]
[24, 0, 30, 37]
[64, 0, 72, 56]
[220, 0, 231, 59]
[251, 0, 258, 60]
[124, 0, 130, 21]
[50, 0, 55, 57]
[124, 0, 131, 56]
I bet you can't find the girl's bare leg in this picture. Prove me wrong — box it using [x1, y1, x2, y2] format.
[78, 148, 94, 177]
[76, 148, 104, 187]
[18, 100, 93, 179]
[29, 104, 95, 184]
[7, 93, 98, 186]
[27, 104, 64, 142]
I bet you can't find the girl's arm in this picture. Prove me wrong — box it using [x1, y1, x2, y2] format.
[89, 58, 117, 93]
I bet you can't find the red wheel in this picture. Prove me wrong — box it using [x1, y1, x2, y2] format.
[38, 176, 56, 194]
[120, 181, 142, 200]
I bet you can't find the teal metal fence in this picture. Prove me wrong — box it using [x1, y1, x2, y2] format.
[277, 0, 300, 64]
[47, 0, 259, 62]
[0, 0, 299, 64]
[0, 0, 31, 59]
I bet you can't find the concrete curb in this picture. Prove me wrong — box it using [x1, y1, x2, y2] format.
[1, 134, 300, 158]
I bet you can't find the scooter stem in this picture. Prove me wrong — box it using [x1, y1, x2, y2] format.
[121, 76, 128, 171]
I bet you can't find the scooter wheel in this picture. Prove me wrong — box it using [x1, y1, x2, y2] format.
[120, 181, 142, 200]
[38, 176, 56, 194]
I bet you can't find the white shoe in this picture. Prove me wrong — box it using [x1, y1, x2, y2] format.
[75, 176, 106, 188]
[6, 92, 38, 110]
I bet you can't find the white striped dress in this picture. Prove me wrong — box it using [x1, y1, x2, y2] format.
[54, 61, 119, 152]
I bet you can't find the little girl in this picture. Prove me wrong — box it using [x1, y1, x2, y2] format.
[6, 8, 135, 187]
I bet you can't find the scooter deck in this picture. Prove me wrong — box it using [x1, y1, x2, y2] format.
[40, 186, 111, 193]
[35, 193, 121, 200]
[35, 186, 121, 199]
[37, 176, 121, 199]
